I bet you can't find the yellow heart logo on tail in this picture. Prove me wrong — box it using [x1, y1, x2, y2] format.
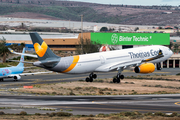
[34, 42, 48, 57]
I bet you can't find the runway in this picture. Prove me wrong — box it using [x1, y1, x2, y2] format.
[0, 94, 180, 115]
[0, 68, 179, 88]
[0, 68, 180, 115]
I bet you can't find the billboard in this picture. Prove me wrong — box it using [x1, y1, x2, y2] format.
[91, 33, 170, 45]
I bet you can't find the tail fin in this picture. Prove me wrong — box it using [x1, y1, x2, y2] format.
[17, 47, 25, 67]
[29, 32, 60, 61]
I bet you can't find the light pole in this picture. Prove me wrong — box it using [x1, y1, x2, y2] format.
[80, 14, 84, 54]
[80, 14, 83, 39]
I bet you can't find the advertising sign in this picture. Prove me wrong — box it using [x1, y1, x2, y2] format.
[91, 33, 170, 45]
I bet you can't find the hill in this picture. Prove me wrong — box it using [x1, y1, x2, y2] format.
[0, 1, 180, 26]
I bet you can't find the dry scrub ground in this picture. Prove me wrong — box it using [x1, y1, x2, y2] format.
[0, 116, 180, 120]
[12, 75, 180, 96]
[0, 112, 180, 120]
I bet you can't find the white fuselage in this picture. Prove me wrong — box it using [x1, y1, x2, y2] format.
[34, 45, 173, 74]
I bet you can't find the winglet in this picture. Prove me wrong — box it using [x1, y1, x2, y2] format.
[8, 48, 16, 54]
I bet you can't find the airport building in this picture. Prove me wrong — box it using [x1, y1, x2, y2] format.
[4, 33, 92, 53]
[3, 32, 170, 51]
[162, 54, 180, 68]
[2, 32, 180, 68]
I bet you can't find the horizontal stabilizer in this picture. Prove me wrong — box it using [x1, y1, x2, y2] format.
[19, 71, 53, 76]
[40, 60, 59, 68]
[8, 71, 53, 78]
[7, 65, 36, 68]
[8, 60, 34, 64]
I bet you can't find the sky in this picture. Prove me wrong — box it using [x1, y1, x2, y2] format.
[71, 0, 180, 6]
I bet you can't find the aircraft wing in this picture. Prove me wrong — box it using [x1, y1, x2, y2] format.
[96, 52, 164, 72]
[96, 59, 142, 72]
[8, 48, 38, 58]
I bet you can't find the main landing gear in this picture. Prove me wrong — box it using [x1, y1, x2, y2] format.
[113, 74, 124, 83]
[85, 73, 97, 82]
[0, 78, 4, 82]
[85, 67, 124, 83]
[113, 67, 124, 83]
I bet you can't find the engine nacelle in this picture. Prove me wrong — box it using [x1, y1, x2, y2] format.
[14, 75, 21, 80]
[134, 63, 155, 73]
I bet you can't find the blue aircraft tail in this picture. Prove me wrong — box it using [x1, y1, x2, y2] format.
[17, 48, 25, 67]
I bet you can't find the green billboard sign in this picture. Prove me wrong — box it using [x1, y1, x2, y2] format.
[91, 33, 170, 45]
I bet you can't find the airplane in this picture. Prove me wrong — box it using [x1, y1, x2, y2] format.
[9, 32, 173, 83]
[0, 47, 51, 82]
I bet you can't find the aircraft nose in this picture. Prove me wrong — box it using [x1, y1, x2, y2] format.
[170, 49, 173, 56]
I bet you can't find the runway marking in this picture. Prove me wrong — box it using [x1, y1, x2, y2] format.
[174, 102, 180, 106]
[95, 103, 170, 111]
[39, 105, 178, 113]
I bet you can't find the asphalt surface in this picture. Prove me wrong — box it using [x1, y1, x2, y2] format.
[0, 68, 180, 115]
[0, 94, 180, 115]
[0, 68, 179, 88]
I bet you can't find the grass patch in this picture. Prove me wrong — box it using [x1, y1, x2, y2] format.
[0, 110, 179, 119]
[38, 107, 56, 111]
[142, 84, 180, 89]
[176, 73, 180, 76]
[0, 107, 11, 109]
[126, 76, 180, 82]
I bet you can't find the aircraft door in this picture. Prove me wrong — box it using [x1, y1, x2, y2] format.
[163, 48, 168, 55]
[99, 55, 105, 64]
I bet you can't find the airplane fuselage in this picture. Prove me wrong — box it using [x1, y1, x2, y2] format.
[0, 67, 24, 78]
[33, 45, 173, 74]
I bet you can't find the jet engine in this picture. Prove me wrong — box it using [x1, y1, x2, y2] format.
[134, 63, 155, 73]
[13, 75, 21, 80]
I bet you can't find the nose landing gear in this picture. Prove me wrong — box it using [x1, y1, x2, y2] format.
[85, 73, 97, 82]
[157, 62, 162, 70]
